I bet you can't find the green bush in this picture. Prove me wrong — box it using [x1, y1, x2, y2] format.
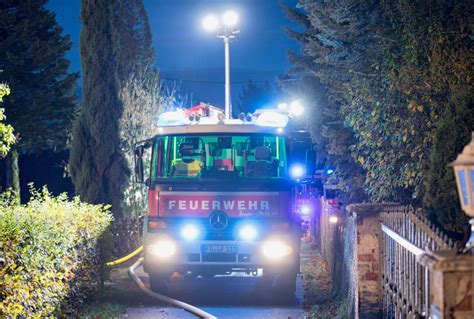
[0, 187, 113, 318]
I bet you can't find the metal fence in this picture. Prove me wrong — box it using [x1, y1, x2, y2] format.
[380, 206, 458, 318]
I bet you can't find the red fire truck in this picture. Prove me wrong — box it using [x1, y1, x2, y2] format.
[134, 105, 312, 296]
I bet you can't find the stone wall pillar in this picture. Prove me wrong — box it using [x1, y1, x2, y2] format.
[420, 252, 474, 318]
[346, 203, 399, 319]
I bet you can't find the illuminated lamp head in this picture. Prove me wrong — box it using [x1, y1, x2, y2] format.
[202, 15, 219, 32]
[222, 10, 239, 27]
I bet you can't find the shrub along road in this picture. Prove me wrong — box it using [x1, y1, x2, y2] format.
[0, 189, 112, 318]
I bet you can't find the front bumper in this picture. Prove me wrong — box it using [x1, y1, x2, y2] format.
[143, 235, 299, 274]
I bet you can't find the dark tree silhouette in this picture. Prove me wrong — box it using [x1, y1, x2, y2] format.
[236, 80, 278, 116]
[0, 0, 78, 198]
[282, 0, 474, 232]
[70, 0, 159, 217]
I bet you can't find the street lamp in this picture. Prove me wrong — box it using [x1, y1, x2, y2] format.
[202, 11, 240, 119]
[451, 132, 474, 251]
[202, 15, 219, 32]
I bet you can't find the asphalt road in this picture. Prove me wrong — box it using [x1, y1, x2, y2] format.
[114, 265, 306, 319]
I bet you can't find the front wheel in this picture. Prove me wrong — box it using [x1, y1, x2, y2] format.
[275, 272, 297, 296]
[260, 271, 297, 298]
[149, 273, 171, 294]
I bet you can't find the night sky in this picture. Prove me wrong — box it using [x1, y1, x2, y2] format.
[46, 0, 301, 107]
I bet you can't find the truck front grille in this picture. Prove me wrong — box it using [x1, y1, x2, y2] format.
[187, 253, 200, 262]
[202, 253, 237, 262]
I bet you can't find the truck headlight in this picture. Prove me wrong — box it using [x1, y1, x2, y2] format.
[149, 239, 176, 258]
[239, 224, 258, 241]
[262, 239, 292, 260]
[329, 215, 339, 224]
[181, 224, 200, 241]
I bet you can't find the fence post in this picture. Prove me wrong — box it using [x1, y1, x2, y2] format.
[346, 203, 399, 319]
[419, 252, 474, 318]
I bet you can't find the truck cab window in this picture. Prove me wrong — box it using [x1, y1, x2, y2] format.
[151, 134, 287, 180]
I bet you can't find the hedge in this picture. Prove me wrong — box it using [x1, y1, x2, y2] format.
[0, 187, 113, 318]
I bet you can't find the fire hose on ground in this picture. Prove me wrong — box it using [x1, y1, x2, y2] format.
[105, 246, 217, 319]
[105, 245, 143, 266]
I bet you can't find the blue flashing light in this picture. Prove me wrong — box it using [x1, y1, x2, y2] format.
[239, 224, 258, 241]
[300, 205, 311, 215]
[255, 111, 289, 128]
[326, 169, 334, 175]
[181, 224, 200, 241]
[290, 164, 305, 180]
[156, 110, 188, 127]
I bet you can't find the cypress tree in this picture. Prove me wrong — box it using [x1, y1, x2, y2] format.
[70, 0, 159, 217]
[113, 0, 160, 216]
[0, 0, 78, 197]
[70, 0, 127, 216]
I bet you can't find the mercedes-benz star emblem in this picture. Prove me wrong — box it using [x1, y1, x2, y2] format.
[209, 211, 229, 231]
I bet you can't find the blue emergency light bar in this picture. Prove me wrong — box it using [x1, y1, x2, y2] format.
[156, 108, 290, 129]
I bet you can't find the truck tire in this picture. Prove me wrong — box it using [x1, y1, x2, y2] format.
[149, 273, 170, 294]
[275, 272, 297, 296]
[260, 271, 297, 298]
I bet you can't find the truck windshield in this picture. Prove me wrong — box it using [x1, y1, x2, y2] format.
[150, 134, 287, 179]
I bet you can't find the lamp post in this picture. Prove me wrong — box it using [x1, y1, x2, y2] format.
[451, 132, 474, 251]
[202, 11, 240, 119]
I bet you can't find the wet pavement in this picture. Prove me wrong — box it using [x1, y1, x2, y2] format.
[111, 265, 305, 319]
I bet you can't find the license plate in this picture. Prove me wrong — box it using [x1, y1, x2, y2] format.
[201, 244, 238, 254]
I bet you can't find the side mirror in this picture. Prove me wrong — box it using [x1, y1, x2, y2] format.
[134, 146, 145, 183]
[135, 145, 144, 157]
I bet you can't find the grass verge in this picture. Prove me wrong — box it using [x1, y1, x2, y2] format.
[78, 287, 126, 319]
[300, 240, 352, 318]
